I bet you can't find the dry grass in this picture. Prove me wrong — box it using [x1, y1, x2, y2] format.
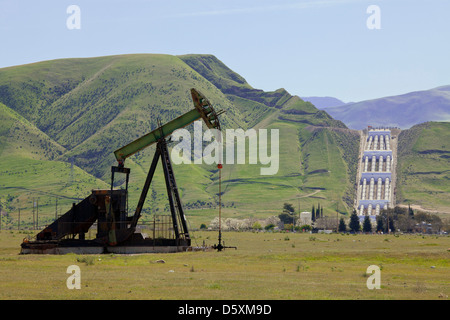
[0, 230, 448, 300]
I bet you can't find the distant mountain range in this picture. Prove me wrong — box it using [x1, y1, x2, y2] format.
[318, 86, 450, 130]
[301, 96, 347, 109]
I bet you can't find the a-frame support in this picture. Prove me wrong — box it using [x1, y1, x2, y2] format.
[129, 137, 190, 244]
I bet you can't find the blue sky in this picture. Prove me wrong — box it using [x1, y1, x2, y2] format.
[1, 0, 449, 102]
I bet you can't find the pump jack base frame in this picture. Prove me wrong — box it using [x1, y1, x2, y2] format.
[21, 138, 201, 255]
[21, 239, 209, 255]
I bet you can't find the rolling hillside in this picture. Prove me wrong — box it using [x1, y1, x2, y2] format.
[396, 122, 450, 213]
[1, 54, 447, 230]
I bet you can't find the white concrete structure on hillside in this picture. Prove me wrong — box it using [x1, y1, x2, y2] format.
[356, 127, 395, 216]
[299, 212, 312, 226]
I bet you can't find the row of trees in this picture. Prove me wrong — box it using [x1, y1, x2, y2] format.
[204, 203, 447, 233]
[342, 205, 445, 233]
[344, 211, 397, 233]
[278, 202, 446, 234]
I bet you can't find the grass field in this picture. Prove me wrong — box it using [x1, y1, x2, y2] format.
[0, 230, 448, 300]
[397, 122, 450, 213]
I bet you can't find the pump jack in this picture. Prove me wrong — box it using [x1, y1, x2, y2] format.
[21, 88, 227, 254]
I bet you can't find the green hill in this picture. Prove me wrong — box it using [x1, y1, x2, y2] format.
[5, 54, 446, 230]
[396, 121, 450, 213]
[0, 102, 109, 228]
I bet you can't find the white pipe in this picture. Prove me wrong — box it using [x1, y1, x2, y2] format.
[379, 155, 384, 172]
[367, 136, 373, 150]
[361, 178, 367, 200]
[386, 155, 391, 172]
[385, 135, 390, 150]
[371, 156, 376, 172]
[375, 204, 380, 215]
[364, 156, 369, 172]
[377, 178, 382, 200]
[369, 178, 375, 200]
[385, 178, 390, 201]
[374, 135, 379, 150]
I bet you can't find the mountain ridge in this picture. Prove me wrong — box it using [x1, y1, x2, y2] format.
[324, 85, 450, 130]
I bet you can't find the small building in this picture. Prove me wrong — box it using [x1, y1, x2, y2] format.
[299, 212, 312, 226]
[414, 222, 433, 234]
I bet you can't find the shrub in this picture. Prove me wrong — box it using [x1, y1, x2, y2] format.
[299, 224, 312, 232]
[252, 222, 262, 230]
[76, 256, 95, 266]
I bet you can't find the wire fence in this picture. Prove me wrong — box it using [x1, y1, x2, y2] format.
[20, 214, 177, 241]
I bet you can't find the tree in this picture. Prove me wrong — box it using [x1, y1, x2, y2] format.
[387, 214, 395, 233]
[430, 214, 443, 233]
[283, 203, 295, 214]
[338, 217, 347, 232]
[363, 216, 372, 233]
[311, 205, 316, 222]
[396, 215, 414, 233]
[279, 213, 295, 225]
[320, 207, 323, 219]
[349, 210, 360, 233]
[376, 216, 384, 233]
[408, 204, 414, 218]
[279, 203, 296, 225]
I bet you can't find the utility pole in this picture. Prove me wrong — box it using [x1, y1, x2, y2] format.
[17, 198, 20, 230]
[17, 200, 20, 231]
[336, 202, 339, 233]
[387, 213, 390, 234]
[32, 198, 35, 230]
[32, 197, 39, 230]
[292, 213, 295, 232]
